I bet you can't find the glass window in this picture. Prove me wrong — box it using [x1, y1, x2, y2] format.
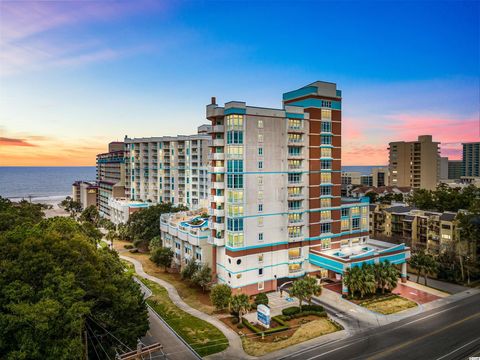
[258, 217, 263, 226]
[227, 218, 244, 231]
[258, 134, 263, 142]
[288, 226, 302, 237]
[227, 174, 243, 189]
[258, 268, 263, 276]
[351, 207, 360, 216]
[227, 232, 244, 247]
[226, 131, 243, 144]
[288, 213, 302, 223]
[258, 161, 263, 169]
[288, 146, 302, 156]
[321, 210, 331, 220]
[321, 148, 332, 158]
[321, 160, 332, 169]
[320, 223, 331, 233]
[227, 190, 244, 203]
[321, 172, 331, 183]
[258, 204, 263, 212]
[288, 133, 302, 143]
[226, 145, 243, 158]
[321, 198, 331, 208]
[288, 187, 302, 197]
[258, 233, 263, 241]
[288, 119, 302, 129]
[321, 238, 331, 249]
[321, 109, 331, 120]
[227, 160, 243, 173]
[288, 248, 301, 259]
[257, 176, 263, 186]
[288, 200, 302, 210]
[321, 122, 331, 133]
[321, 186, 332, 196]
[227, 204, 244, 217]
[321, 135, 332, 145]
[288, 159, 302, 169]
[341, 208, 349, 217]
[288, 173, 301, 183]
[352, 218, 360, 229]
[258, 120, 264, 128]
[258, 147, 263, 156]
[258, 190, 263, 199]
[341, 219, 350, 230]
[226, 114, 244, 130]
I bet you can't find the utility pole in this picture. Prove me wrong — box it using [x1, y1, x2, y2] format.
[117, 341, 163, 360]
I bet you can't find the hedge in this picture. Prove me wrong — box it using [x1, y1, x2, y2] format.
[241, 315, 289, 335]
[301, 304, 324, 312]
[282, 306, 301, 316]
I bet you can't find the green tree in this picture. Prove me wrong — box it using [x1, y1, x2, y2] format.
[117, 223, 130, 241]
[79, 205, 100, 226]
[254, 292, 269, 306]
[365, 192, 378, 204]
[149, 236, 162, 250]
[59, 196, 82, 218]
[373, 262, 399, 294]
[210, 284, 232, 311]
[191, 264, 212, 292]
[229, 294, 250, 320]
[181, 258, 200, 281]
[0, 197, 45, 232]
[343, 264, 376, 299]
[150, 247, 174, 271]
[302, 276, 322, 305]
[290, 279, 309, 307]
[409, 250, 437, 286]
[0, 214, 148, 359]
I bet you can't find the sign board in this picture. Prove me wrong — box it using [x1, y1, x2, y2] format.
[257, 304, 270, 328]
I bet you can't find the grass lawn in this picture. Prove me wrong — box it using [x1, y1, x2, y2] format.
[139, 277, 228, 357]
[359, 295, 417, 315]
[114, 239, 216, 315]
[241, 317, 341, 357]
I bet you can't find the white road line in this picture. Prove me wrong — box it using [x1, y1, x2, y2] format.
[435, 337, 480, 360]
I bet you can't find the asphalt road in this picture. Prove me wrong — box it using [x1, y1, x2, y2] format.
[282, 292, 480, 360]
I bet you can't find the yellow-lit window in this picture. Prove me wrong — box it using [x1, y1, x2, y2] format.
[321, 198, 331, 208]
[257, 217, 263, 226]
[351, 207, 360, 216]
[227, 232, 244, 247]
[258, 120, 264, 128]
[288, 226, 302, 237]
[226, 114, 244, 130]
[321, 109, 331, 120]
[341, 219, 350, 230]
[362, 206, 368, 215]
[288, 119, 302, 129]
[321, 148, 332, 158]
[362, 217, 368, 228]
[288, 160, 302, 169]
[289, 263, 302, 273]
[321, 210, 331, 220]
[321, 172, 331, 183]
[288, 248, 301, 259]
[288, 213, 302, 223]
[258, 134, 263, 142]
[322, 238, 331, 249]
[258, 190, 263, 200]
[226, 145, 243, 158]
[288, 187, 302, 196]
[288, 133, 302, 143]
[227, 204, 244, 217]
[227, 190, 244, 203]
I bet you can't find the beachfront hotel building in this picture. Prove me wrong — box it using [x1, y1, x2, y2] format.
[388, 135, 440, 191]
[124, 125, 211, 209]
[96, 142, 127, 218]
[206, 81, 410, 296]
[72, 180, 98, 210]
[462, 142, 480, 177]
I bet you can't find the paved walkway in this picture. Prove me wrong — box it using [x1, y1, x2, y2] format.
[407, 273, 469, 294]
[120, 255, 252, 360]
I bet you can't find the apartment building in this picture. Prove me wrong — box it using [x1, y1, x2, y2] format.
[369, 204, 459, 254]
[448, 160, 463, 180]
[96, 142, 126, 218]
[462, 142, 480, 177]
[72, 180, 98, 210]
[124, 125, 210, 209]
[388, 135, 440, 190]
[341, 167, 389, 196]
[160, 209, 213, 268]
[439, 157, 449, 180]
[206, 81, 409, 295]
[108, 197, 150, 225]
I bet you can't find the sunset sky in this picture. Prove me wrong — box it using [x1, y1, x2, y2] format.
[0, 0, 478, 166]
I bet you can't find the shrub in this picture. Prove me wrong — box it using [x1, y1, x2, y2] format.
[236, 323, 244, 329]
[231, 317, 239, 325]
[301, 304, 324, 312]
[210, 284, 232, 311]
[255, 293, 269, 306]
[124, 244, 134, 249]
[251, 303, 257, 310]
[282, 306, 301, 316]
[129, 249, 138, 253]
[290, 311, 327, 319]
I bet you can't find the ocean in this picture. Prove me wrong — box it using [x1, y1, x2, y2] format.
[0, 166, 96, 201]
[0, 165, 385, 201]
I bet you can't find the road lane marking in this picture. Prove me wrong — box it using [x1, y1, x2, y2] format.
[435, 337, 480, 360]
[366, 312, 480, 360]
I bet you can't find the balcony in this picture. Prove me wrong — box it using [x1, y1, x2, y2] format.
[208, 235, 225, 247]
[288, 234, 304, 242]
[210, 166, 225, 173]
[288, 192, 305, 200]
[212, 125, 225, 133]
[212, 222, 225, 231]
[209, 139, 225, 147]
[209, 153, 225, 161]
[209, 208, 225, 217]
[212, 181, 225, 189]
[209, 195, 225, 203]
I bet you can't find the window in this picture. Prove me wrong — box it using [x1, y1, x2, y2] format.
[258, 147, 263, 156]
[321, 198, 331, 208]
[288, 133, 302, 143]
[288, 248, 301, 259]
[321, 100, 332, 108]
[351, 207, 360, 216]
[288, 226, 302, 238]
[321, 109, 331, 120]
[227, 190, 244, 203]
[227, 160, 243, 172]
[289, 263, 302, 273]
[258, 120, 264, 128]
[227, 232, 244, 247]
[258, 204, 263, 212]
[258, 217, 264, 226]
[288, 159, 302, 169]
[321, 121, 331, 133]
[321, 238, 331, 249]
[226, 131, 243, 144]
[321, 172, 331, 183]
[258, 233, 264, 241]
[226, 114, 244, 130]
[258, 134, 264, 142]
[288, 146, 301, 156]
[321, 223, 331, 233]
[288, 187, 302, 197]
[321, 160, 332, 169]
[288, 173, 301, 183]
[227, 174, 243, 189]
[227, 218, 244, 231]
[352, 218, 360, 229]
[227, 204, 244, 217]
[288, 119, 302, 129]
[288, 200, 302, 210]
[321, 186, 332, 196]
[321, 210, 331, 220]
[321, 148, 332, 158]
[258, 161, 263, 169]
[288, 213, 302, 223]
[321, 135, 332, 145]
[236, 259, 242, 265]
[257, 176, 263, 186]
[258, 190, 264, 199]
[341, 208, 349, 217]
[258, 281, 264, 290]
[258, 254, 264, 263]
[226, 145, 243, 158]
[362, 217, 368, 228]
[341, 219, 350, 230]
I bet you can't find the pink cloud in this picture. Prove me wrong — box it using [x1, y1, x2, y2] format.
[342, 144, 388, 166]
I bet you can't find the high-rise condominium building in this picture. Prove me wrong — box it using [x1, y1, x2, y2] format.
[448, 160, 463, 180]
[124, 125, 211, 209]
[388, 135, 440, 190]
[206, 81, 410, 295]
[96, 142, 126, 218]
[72, 181, 98, 210]
[462, 142, 480, 177]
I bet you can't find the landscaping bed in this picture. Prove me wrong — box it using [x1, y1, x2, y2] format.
[357, 294, 417, 315]
[138, 277, 228, 357]
[222, 305, 341, 356]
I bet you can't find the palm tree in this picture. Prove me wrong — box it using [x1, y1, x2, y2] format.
[343, 266, 363, 298]
[422, 254, 437, 286]
[409, 251, 425, 283]
[384, 263, 399, 293]
[359, 264, 376, 298]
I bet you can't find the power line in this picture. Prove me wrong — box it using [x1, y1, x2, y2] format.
[88, 316, 133, 352]
[86, 322, 113, 360]
[87, 330, 101, 360]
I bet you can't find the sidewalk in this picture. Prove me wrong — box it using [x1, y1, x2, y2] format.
[120, 255, 253, 360]
[407, 273, 469, 294]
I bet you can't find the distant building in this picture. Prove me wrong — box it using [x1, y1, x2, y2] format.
[124, 126, 210, 209]
[351, 185, 411, 199]
[72, 181, 98, 210]
[341, 167, 389, 195]
[160, 209, 212, 269]
[448, 160, 463, 180]
[96, 142, 127, 219]
[462, 142, 480, 177]
[108, 197, 150, 225]
[439, 156, 449, 180]
[388, 135, 440, 191]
